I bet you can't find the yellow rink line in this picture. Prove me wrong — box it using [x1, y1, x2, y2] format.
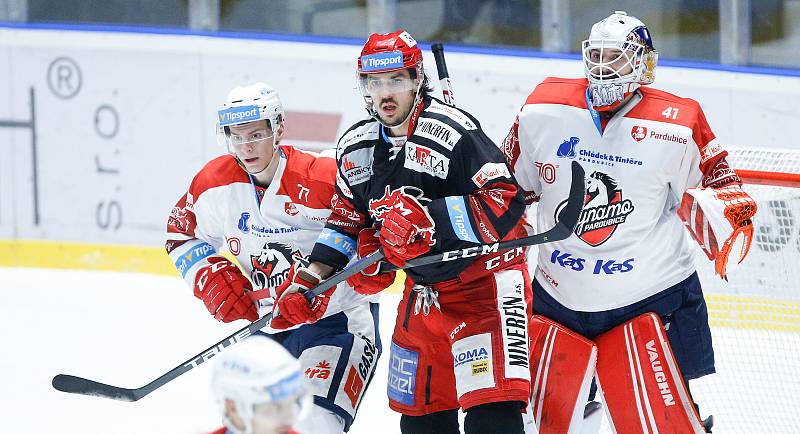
[1, 240, 796, 331]
[705, 294, 800, 333]
[0, 239, 406, 292]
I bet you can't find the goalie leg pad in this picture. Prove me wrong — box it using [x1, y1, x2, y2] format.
[595, 313, 706, 434]
[528, 315, 597, 434]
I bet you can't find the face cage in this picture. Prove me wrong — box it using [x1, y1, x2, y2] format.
[582, 38, 647, 86]
[357, 64, 424, 129]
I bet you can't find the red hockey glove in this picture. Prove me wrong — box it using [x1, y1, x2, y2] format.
[194, 256, 258, 323]
[271, 265, 333, 329]
[346, 228, 396, 295]
[373, 187, 436, 267]
[678, 185, 757, 279]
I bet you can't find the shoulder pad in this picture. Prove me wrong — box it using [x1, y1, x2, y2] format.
[424, 99, 478, 131]
[337, 119, 380, 160]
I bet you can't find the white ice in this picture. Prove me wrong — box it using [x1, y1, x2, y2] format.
[2, 267, 797, 433]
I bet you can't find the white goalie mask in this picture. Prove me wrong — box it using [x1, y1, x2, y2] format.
[216, 82, 285, 153]
[211, 335, 311, 434]
[582, 11, 658, 111]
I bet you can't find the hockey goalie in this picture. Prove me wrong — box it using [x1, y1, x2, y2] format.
[503, 10, 757, 434]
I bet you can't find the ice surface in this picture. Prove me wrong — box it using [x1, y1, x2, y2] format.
[2, 267, 797, 433]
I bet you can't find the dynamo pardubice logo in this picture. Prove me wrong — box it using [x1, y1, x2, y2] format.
[250, 242, 299, 290]
[555, 171, 635, 246]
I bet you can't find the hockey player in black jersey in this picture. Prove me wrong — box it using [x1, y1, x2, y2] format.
[272, 29, 532, 434]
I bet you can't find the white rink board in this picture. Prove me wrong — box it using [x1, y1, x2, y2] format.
[1, 26, 800, 247]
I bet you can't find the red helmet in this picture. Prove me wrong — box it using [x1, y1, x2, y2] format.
[358, 29, 423, 75]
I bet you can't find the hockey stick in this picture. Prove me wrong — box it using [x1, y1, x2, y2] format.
[52, 161, 585, 402]
[431, 43, 455, 106]
[50, 251, 382, 402]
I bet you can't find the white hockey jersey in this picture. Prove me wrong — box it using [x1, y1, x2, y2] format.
[166, 146, 373, 330]
[504, 77, 740, 311]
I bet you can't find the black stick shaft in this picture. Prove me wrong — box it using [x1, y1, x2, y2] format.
[431, 43, 455, 106]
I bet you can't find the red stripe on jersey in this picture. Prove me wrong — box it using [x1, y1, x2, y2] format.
[275, 146, 337, 211]
[625, 88, 702, 127]
[625, 87, 716, 148]
[523, 77, 589, 108]
[188, 155, 250, 200]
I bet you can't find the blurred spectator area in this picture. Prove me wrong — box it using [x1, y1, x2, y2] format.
[14, 0, 800, 68]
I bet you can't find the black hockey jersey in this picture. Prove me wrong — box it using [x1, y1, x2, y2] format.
[310, 96, 526, 284]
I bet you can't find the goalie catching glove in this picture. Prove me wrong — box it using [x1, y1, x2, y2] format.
[346, 228, 396, 295]
[678, 184, 757, 278]
[370, 186, 436, 267]
[194, 256, 259, 323]
[271, 264, 332, 329]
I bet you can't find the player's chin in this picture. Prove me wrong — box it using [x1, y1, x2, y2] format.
[379, 112, 404, 127]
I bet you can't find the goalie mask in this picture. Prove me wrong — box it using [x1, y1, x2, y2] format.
[357, 29, 425, 129]
[582, 11, 658, 111]
[211, 335, 311, 434]
[217, 83, 284, 174]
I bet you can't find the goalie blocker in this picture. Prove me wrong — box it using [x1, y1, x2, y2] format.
[527, 314, 706, 434]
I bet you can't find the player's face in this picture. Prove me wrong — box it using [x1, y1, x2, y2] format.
[250, 398, 297, 434]
[587, 47, 634, 79]
[364, 69, 418, 127]
[228, 121, 275, 173]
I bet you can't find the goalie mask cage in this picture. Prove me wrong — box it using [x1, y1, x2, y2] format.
[525, 147, 800, 433]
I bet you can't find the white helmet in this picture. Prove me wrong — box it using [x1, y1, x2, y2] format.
[216, 82, 284, 152]
[211, 335, 309, 434]
[582, 11, 658, 111]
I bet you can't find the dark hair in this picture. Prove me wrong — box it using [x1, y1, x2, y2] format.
[408, 68, 434, 97]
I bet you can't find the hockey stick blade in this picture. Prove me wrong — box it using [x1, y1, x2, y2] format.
[52, 375, 140, 402]
[51, 250, 384, 401]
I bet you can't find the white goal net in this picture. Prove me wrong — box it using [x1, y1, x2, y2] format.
[690, 147, 800, 433]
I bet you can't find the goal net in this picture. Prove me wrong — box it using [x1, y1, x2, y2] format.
[690, 147, 800, 433]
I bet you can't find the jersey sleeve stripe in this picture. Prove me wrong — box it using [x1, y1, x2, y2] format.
[172, 241, 216, 277]
[315, 228, 357, 259]
[444, 196, 481, 243]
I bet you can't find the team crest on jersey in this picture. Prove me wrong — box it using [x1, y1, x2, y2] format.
[284, 202, 299, 216]
[555, 171, 635, 246]
[631, 126, 648, 141]
[249, 242, 304, 289]
[368, 186, 427, 222]
[556, 137, 580, 159]
[369, 186, 435, 246]
[168, 206, 196, 233]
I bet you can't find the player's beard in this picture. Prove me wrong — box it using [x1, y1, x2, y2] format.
[376, 95, 413, 128]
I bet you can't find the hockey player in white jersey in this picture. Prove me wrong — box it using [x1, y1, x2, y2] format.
[209, 334, 309, 434]
[503, 11, 757, 434]
[166, 83, 381, 433]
